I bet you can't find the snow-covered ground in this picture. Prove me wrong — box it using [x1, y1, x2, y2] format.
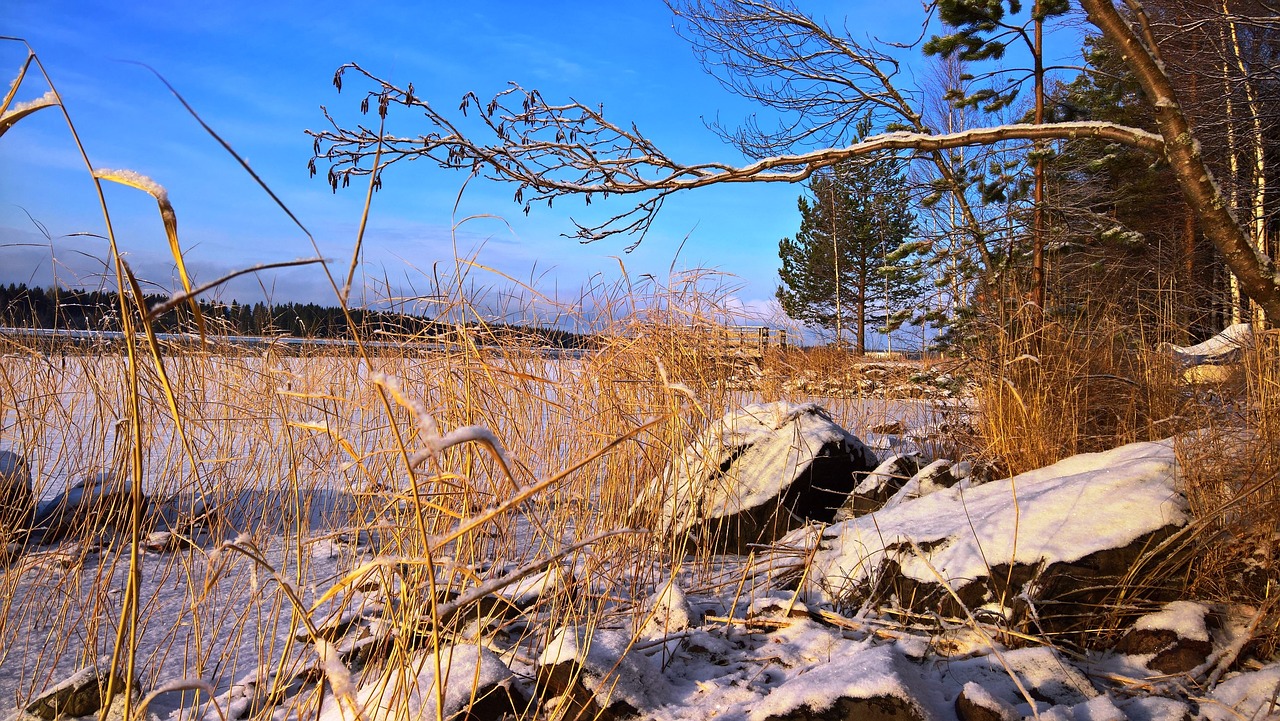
[4, 354, 1274, 721]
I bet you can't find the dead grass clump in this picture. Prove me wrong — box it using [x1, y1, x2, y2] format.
[1176, 331, 1280, 659]
[966, 303, 1197, 477]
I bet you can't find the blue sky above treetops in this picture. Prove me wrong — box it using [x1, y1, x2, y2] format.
[1, 0, 1081, 337]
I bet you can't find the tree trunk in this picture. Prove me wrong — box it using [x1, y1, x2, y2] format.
[1080, 0, 1280, 322]
[1032, 0, 1047, 313]
[857, 296, 866, 355]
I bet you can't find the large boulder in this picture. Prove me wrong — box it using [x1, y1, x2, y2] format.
[630, 402, 878, 553]
[31, 471, 149, 545]
[799, 439, 1190, 643]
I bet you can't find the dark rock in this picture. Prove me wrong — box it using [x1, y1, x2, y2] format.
[761, 695, 925, 721]
[536, 660, 635, 721]
[24, 660, 136, 720]
[1115, 628, 1180, 655]
[1149, 642, 1213, 674]
[0, 450, 34, 539]
[629, 402, 878, 553]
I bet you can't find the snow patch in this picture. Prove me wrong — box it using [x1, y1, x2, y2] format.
[1133, 601, 1211, 642]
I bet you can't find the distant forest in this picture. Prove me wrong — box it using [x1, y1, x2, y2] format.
[0, 283, 591, 348]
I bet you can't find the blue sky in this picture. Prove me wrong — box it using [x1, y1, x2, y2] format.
[1, 1, 1081, 333]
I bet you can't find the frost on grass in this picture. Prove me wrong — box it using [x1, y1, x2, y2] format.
[1, 89, 57, 118]
[91, 167, 170, 203]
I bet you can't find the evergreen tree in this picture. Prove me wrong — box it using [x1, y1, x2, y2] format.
[776, 133, 925, 353]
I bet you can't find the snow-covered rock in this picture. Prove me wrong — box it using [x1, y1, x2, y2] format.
[801, 438, 1189, 640]
[946, 646, 1098, 715]
[879, 459, 966, 512]
[537, 626, 669, 720]
[630, 402, 878, 552]
[18, 658, 136, 720]
[318, 643, 525, 721]
[636, 580, 695, 643]
[746, 642, 936, 721]
[837, 452, 921, 519]
[1157, 322, 1253, 366]
[32, 471, 148, 544]
[1114, 601, 1214, 673]
[955, 682, 1018, 721]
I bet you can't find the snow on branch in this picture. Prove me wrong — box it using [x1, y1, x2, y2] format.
[308, 64, 1163, 246]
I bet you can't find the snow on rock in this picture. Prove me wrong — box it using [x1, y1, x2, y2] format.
[16, 657, 136, 721]
[879, 459, 965, 513]
[537, 626, 670, 719]
[1202, 662, 1280, 721]
[946, 646, 1098, 715]
[1113, 695, 1194, 721]
[316, 643, 524, 721]
[630, 402, 878, 552]
[1157, 322, 1253, 366]
[0, 450, 33, 544]
[839, 452, 922, 519]
[745, 641, 936, 721]
[802, 438, 1189, 639]
[1133, 601, 1211, 643]
[636, 580, 695, 643]
[955, 682, 1018, 721]
[493, 562, 572, 609]
[1113, 601, 1214, 674]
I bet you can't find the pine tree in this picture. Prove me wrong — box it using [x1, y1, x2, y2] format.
[776, 134, 925, 353]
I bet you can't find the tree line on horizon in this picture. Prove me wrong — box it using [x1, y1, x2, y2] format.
[0, 283, 593, 348]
